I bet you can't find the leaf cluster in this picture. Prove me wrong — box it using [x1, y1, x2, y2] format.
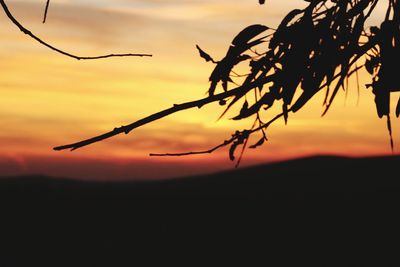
[195, 0, 400, 161]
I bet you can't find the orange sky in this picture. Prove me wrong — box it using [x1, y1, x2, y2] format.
[0, 0, 398, 180]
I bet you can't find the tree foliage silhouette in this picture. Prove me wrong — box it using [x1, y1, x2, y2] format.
[2, 0, 398, 164]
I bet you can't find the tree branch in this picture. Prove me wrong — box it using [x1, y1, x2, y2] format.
[0, 0, 152, 59]
[149, 109, 290, 158]
[149, 139, 235, 157]
[54, 76, 273, 151]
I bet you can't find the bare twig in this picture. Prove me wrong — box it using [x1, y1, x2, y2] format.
[53, 90, 236, 151]
[43, 0, 50, 23]
[53, 77, 267, 151]
[0, 0, 152, 59]
[149, 139, 235, 157]
[150, 109, 290, 158]
[235, 136, 249, 168]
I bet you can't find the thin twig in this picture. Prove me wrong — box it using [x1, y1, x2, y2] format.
[0, 0, 152, 59]
[43, 0, 50, 23]
[235, 135, 249, 168]
[150, 109, 290, 158]
[54, 76, 273, 151]
[149, 139, 235, 157]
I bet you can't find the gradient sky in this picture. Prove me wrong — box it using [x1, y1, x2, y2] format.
[0, 0, 398, 180]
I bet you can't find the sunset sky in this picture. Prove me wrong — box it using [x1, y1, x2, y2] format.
[0, 0, 398, 180]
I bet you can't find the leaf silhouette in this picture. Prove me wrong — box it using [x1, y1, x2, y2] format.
[249, 137, 265, 149]
[228, 131, 248, 161]
[292, 91, 315, 113]
[196, 45, 215, 63]
[374, 90, 390, 118]
[387, 115, 394, 151]
[239, 100, 249, 117]
[231, 24, 269, 48]
[207, 37, 262, 96]
[229, 142, 238, 161]
[365, 56, 380, 75]
[365, 59, 374, 74]
[283, 104, 289, 125]
[396, 97, 400, 118]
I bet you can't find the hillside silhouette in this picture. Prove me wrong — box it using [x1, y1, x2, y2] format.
[1, 155, 399, 266]
[2, 155, 400, 196]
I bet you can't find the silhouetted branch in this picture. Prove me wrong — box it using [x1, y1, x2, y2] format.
[149, 139, 235, 157]
[53, 90, 238, 151]
[54, 76, 273, 151]
[150, 109, 289, 165]
[0, 0, 152, 59]
[43, 0, 50, 23]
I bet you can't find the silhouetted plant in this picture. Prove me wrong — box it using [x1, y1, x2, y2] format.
[4, 0, 398, 164]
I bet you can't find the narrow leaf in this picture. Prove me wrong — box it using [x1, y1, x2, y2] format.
[229, 142, 238, 161]
[396, 97, 400, 118]
[387, 115, 394, 152]
[240, 100, 249, 115]
[232, 24, 269, 47]
[196, 45, 215, 63]
[249, 137, 265, 149]
[283, 104, 289, 124]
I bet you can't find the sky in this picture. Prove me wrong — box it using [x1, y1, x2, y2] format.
[0, 0, 398, 181]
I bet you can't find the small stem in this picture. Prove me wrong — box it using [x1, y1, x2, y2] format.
[0, 0, 152, 59]
[150, 109, 290, 158]
[43, 0, 50, 23]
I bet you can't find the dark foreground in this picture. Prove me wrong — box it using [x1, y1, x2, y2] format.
[1, 155, 400, 266]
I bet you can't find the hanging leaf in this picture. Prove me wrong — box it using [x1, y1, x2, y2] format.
[365, 59, 374, 74]
[196, 45, 215, 63]
[396, 97, 400, 118]
[269, 9, 303, 49]
[374, 89, 390, 118]
[365, 56, 380, 75]
[387, 115, 394, 151]
[229, 141, 238, 161]
[239, 100, 249, 115]
[232, 91, 276, 120]
[208, 80, 218, 96]
[259, 0, 265, 4]
[292, 91, 315, 113]
[222, 80, 228, 92]
[228, 131, 248, 161]
[249, 137, 265, 149]
[283, 104, 289, 124]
